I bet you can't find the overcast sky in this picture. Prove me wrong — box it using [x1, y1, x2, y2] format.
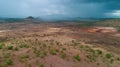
[0, 0, 120, 18]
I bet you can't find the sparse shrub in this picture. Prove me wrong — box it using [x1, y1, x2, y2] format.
[56, 42, 60, 45]
[0, 64, 2, 67]
[61, 53, 66, 59]
[110, 59, 114, 64]
[87, 47, 95, 55]
[39, 64, 44, 67]
[41, 51, 47, 58]
[50, 50, 56, 55]
[55, 49, 59, 52]
[6, 59, 13, 65]
[71, 42, 78, 48]
[14, 47, 19, 51]
[43, 51, 47, 56]
[96, 50, 102, 55]
[106, 53, 113, 59]
[33, 47, 37, 51]
[73, 54, 81, 61]
[19, 45, 23, 48]
[19, 44, 29, 48]
[48, 46, 51, 49]
[7, 46, 13, 50]
[96, 62, 99, 66]
[0, 43, 4, 49]
[116, 57, 120, 61]
[35, 51, 40, 57]
[42, 44, 46, 48]
[80, 45, 84, 49]
[24, 45, 29, 48]
[19, 57, 25, 63]
[86, 55, 96, 62]
[25, 63, 31, 67]
[19, 54, 29, 63]
[36, 60, 39, 65]
[62, 48, 66, 51]
[3, 53, 10, 58]
[24, 54, 29, 58]
[60, 50, 64, 53]
[71, 40, 76, 43]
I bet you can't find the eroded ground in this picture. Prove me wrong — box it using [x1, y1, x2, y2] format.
[0, 22, 120, 67]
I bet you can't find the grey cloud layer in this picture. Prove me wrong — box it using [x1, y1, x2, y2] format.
[0, 0, 120, 18]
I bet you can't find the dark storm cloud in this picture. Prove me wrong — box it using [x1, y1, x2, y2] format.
[64, 0, 120, 17]
[0, 0, 120, 18]
[69, 0, 119, 3]
[69, 0, 120, 10]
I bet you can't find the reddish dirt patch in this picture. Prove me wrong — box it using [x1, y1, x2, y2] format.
[86, 27, 118, 33]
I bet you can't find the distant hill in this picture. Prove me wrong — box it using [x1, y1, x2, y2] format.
[0, 17, 43, 23]
[0, 18, 24, 23]
[76, 18, 120, 29]
[95, 18, 120, 27]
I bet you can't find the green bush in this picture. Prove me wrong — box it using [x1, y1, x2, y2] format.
[50, 50, 56, 55]
[19, 57, 25, 63]
[14, 47, 19, 51]
[106, 53, 113, 59]
[39, 64, 44, 67]
[62, 48, 66, 51]
[73, 55, 81, 61]
[19, 54, 29, 63]
[0, 43, 4, 49]
[96, 50, 102, 55]
[19, 44, 29, 48]
[7, 46, 13, 50]
[117, 57, 120, 61]
[23, 54, 29, 58]
[61, 54, 66, 59]
[43, 51, 47, 56]
[35, 51, 40, 57]
[42, 44, 46, 48]
[6, 59, 13, 65]
[110, 59, 114, 64]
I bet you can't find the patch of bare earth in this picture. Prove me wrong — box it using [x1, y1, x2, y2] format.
[0, 22, 120, 67]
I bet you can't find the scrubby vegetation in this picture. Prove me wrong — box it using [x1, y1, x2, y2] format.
[73, 54, 81, 61]
[0, 21, 120, 67]
[0, 38, 119, 67]
[5, 59, 13, 65]
[0, 43, 4, 49]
